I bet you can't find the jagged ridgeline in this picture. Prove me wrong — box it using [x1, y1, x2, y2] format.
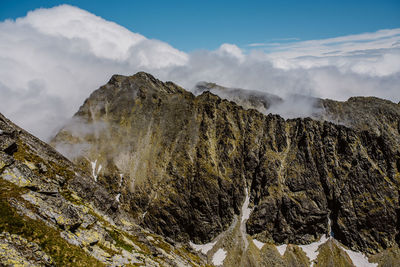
[2, 71, 400, 266]
[50, 72, 400, 266]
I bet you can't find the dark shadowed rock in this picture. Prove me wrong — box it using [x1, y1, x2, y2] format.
[52, 72, 400, 259]
[0, 111, 207, 266]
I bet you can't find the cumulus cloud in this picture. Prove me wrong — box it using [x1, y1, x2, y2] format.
[216, 43, 245, 61]
[0, 4, 399, 140]
[0, 5, 186, 140]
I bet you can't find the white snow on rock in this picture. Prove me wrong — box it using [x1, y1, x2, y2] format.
[240, 188, 252, 248]
[298, 235, 328, 264]
[189, 240, 217, 255]
[97, 164, 102, 174]
[119, 174, 123, 187]
[115, 193, 121, 202]
[273, 228, 376, 267]
[276, 244, 287, 256]
[141, 211, 147, 219]
[341, 246, 377, 267]
[253, 239, 265, 250]
[91, 160, 97, 181]
[212, 248, 227, 266]
[90, 159, 102, 181]
[241, 189, 252, 223]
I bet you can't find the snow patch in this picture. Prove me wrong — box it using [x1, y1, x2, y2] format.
[212, 248, 227, 266]
[241, 189, 252, 223]
[115, 193, 121, 202]
[119, 174, 123, 187]
[341, 246, 377, 267]
[91, 160, 97, 181]
[298, 235, 328, 264]
[142, 211, 147, 219]
[90, 159, 102, 182]
[240, 188, 252, 248]
[276, 244, 287, 256]
[189, 240, 217, 255]
[97, 164, 102, 173]
[253, 239, 265, 250]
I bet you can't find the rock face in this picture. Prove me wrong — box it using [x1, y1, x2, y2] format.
[194, 82, 283, 113]
[320, 96, 400, 147]
[52, 71, 400, 266]
[0, 112, 206, 266]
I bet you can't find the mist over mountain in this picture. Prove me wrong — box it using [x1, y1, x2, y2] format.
[1, 3, 400, 267]
[0, 5, 399, 140]
[48, 72, 399, 266]
[1, 69, 400, 265]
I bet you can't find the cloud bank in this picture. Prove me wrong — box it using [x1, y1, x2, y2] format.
[0, 4, 399, 140]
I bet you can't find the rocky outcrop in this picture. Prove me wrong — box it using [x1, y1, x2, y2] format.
[247, 116, 400, 252]
[194, 82, 283, 113]
[52, 71, 400, 264]
[0, 112, 206, 266]
[320, 96, 400, 147]
[0, 232, 54, 266]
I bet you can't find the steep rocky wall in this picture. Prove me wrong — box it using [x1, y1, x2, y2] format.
[52, 72, 400, 257]
[0, 112, 207, 266]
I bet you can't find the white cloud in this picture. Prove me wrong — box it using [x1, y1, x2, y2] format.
[16, 4, 188, 65]
[216, 43, 245, 61]
[0, 5, 187, 140]
[0, 4, 399, 141]
[263, 29, 400, 76]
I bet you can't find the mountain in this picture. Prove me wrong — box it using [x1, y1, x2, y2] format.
[0, 112, 207, 266]
[193, 82, 284, 113]
[194, 82, 400, 147]
[48, 72, 400, 266]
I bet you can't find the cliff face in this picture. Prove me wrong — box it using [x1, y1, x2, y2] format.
[51, 72, 400, 266]
[320, 96, 400, 147]
[0, 112, 206, 266]
[194, 82, 283, 113]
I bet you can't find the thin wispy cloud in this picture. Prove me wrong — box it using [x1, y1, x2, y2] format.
[265, 28, 400, 57]
[247, 37, 300, 47]
[247, 43, 269, 47]
[247, 42, 282, 47]
[0, 5, 399, 141]
[262, 30, 400, 77]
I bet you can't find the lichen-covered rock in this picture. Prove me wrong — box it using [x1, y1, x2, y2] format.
[0, 232, 54, 266]
[320, 96, 400, 145]
[0, 111, 207, 266]
[314, 239, 354, 267]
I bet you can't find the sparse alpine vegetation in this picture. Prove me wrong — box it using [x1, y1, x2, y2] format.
[1, 72, 399, 266]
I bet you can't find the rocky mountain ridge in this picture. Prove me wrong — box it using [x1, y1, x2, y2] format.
[49, 72, 400, 266]
[0, 111, 207, 266]
[194, 81, 400, 145]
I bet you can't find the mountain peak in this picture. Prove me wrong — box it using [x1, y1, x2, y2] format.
[108, 71, 158, 84]
[3, 70, 399, 266]
[73, 72, 192, 121]
[51, 72, 400, 267]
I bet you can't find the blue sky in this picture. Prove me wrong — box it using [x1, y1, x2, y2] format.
[1, 0, 399, 51]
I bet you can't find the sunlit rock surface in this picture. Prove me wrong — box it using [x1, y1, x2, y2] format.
[0, 112, 206, 266]
[2, 71, 399, 266]
[50, 72, 400, 266]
